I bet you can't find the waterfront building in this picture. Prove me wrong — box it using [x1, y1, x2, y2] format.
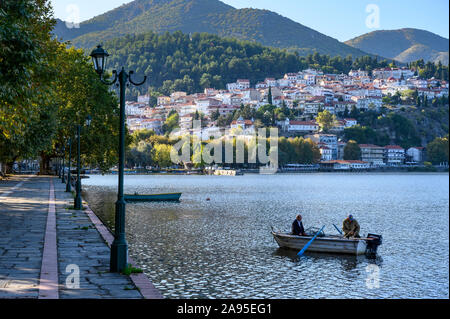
[320, 160, 370, 170]
[406, 147, 426, 163]
[359, 144, 385, 167]
[384, 145, 406, 166]
[306, 133, 338, 160]
[318, 144, 333, 161]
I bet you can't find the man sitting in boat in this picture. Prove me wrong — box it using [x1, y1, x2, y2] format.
[342, 215, 360, 238]
[292, 214, 306, 236]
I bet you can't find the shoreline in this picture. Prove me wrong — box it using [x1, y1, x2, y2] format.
[86, 168, 449, 176]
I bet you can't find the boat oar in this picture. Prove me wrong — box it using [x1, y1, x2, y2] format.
[333, 224, 343, 235]
[297, 225, 325, 257]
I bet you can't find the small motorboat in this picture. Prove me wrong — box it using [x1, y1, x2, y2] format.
[271, 229, 382, 256]
[124, 192, 182, 202]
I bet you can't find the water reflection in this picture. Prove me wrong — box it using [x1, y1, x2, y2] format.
[83, 173, 449, 299]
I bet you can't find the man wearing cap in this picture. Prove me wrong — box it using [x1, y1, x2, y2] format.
[342, 214, 360, 238]
[292, 214, 306, 236]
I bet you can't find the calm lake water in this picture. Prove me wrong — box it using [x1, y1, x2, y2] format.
[83, 173, 449, 299]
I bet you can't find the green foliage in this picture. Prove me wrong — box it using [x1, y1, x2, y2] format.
[344, 109, 426, 149]
[152, 143, 173, 168]
[378, 113, 421, 149]
[1, 1, 122, 173]
[87, 31, 395, 100]
[426, 135, 449, 164]
[122, 264, 143, 276]
[131, 129, 155, 145]
[410, 59, 449, 81]
[0, 0, 57, 163]
[278, 137, 321, 165]
[344, 125, 389, 146]
[344, 140, 361, 160]
[162, 112, 180, 134]
[316, 110, 337, 133]
[54, 0, 371, 59]
[52, 46, 121, 172]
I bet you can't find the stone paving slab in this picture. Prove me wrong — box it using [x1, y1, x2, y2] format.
[0, 175, 162, 299]
[0, 176, 48, 299]
[53, 178, 146, 299]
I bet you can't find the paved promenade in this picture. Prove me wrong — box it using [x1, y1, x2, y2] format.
[0, 175, 162, 299]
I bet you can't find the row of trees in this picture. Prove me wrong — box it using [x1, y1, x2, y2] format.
[409, 60, 449, 81]
[1, 1, 120, 174]
[126, 129, 322, 168]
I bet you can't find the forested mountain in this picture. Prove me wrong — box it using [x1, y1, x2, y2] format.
[345, 28, 449, 65]
[101, 31, 392, 99]
[53, 0, 372, 58]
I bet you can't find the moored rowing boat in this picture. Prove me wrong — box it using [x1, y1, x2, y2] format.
[124, 192, 182, 202]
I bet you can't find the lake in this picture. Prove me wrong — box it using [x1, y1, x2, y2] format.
[83, 173, 449, 299]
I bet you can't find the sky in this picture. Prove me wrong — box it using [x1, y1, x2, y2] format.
[51, 0, 449, 41]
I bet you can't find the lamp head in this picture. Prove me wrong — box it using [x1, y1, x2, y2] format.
[90, 45, 109, 76]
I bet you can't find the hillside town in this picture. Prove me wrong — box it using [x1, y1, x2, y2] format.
[124, 67, 449, 169]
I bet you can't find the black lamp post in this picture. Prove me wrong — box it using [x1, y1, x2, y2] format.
[57, 156, 61, 178]
[61, 145, 66, 183]
[90, 44, 146, 272]
[66, 138, 72, 192]
[74, 116, 92, 210]
[56, 145, 61, 178]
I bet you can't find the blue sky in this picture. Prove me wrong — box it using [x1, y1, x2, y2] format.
[51, 0, 449, 41]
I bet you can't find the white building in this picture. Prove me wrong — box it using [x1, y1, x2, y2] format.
[351, 96, 382, 110]
[137, 94, 150, 104]
[320, 160, 370, 170]
[384, 145, 405, 165]
[406, 147, 425, 163]
[230, 117, 255, 135]
[344, 118, 358, 127]
[359, 144, 385, 167]
[282, 119, 319, 133]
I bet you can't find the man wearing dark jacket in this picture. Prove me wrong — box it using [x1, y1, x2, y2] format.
[292, 214, 306, 236]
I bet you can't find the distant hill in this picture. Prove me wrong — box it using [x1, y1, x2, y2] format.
[345, 28, 449, 65]
[53, 0, 373, 58]
[94, 30, 393, 101]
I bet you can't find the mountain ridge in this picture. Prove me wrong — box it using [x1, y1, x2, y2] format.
[345, 28, 449, 65]
[53, 0, 375, 58]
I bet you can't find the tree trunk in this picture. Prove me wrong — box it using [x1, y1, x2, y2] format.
[5, 156, 17, 174]
[39, 153, 51, 175]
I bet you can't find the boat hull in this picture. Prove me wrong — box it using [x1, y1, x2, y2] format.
[272, 232, 367, 255]
[124, 193, 182, 202]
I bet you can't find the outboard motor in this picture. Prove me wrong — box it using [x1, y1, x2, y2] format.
[365, 234, 382, 258]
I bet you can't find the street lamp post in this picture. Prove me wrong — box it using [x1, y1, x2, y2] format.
[57, 146, 62, 178]
[66, 138, 72, 192]
[90, 45, 146, 272]
[74, 116, 91, 210]
[61, 145, 66, 184]
[74, 125, 82, 210]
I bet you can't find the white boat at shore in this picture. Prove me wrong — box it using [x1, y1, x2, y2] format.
[271, 231, 382, 256]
